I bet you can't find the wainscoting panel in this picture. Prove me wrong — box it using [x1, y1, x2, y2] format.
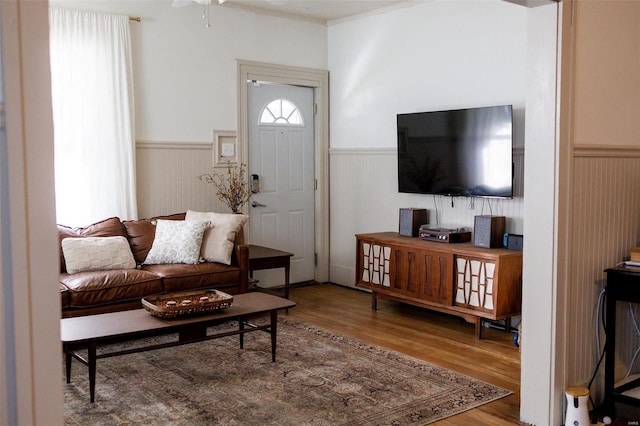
[136, 142, 224, 219]
[568, 151, 640, 398]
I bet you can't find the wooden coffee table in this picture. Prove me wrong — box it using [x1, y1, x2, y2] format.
[61, 292, 295, 402]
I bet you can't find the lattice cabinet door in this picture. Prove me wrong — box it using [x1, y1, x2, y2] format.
[454, 256, 496, 313]
[359, 241, 392, 288]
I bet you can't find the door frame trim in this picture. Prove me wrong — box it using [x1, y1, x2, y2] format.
[237, 60, 329, 283]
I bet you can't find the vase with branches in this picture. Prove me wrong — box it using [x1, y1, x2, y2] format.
[198, 163, 252, 214]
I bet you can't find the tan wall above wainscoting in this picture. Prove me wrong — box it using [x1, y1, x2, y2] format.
[136, 141, 230, 219]
[572, 1, 640, 146]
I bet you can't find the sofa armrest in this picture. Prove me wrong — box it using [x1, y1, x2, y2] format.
[234, 244, 249, 293]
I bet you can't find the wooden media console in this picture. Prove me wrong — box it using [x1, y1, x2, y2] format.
[355, 232, 522, 338]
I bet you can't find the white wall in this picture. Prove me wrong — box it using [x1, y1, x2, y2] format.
[329, 0, 527, 150]
[327, 0, 527, 287]
[50, 0, 328, 143]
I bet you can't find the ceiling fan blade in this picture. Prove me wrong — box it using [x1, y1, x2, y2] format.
[172, 0, 193, 8]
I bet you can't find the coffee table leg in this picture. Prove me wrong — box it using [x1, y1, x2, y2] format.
[270, 310, 277, 362]
[239, 317, 245, 349]
[88, 341, 97, 403]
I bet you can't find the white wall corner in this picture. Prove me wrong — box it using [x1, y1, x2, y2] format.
[519, 2, 562, 425]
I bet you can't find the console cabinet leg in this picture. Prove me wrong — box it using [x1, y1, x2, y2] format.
[475, 318, 483, 339]
[371, 292, 378, 310]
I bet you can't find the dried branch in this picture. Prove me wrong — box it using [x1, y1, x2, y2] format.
[198, 163, 252, 213]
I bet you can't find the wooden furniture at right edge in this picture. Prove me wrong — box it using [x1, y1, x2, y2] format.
[355, 232, 523, 339]
[603, 266, 640, 417]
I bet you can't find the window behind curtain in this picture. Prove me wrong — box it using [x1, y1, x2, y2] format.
[49, 8, 137, 227]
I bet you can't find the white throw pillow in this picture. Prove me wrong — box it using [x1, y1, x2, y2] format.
[185, 210, 248, 265]
[62, 236, 136, 274]
[143, 219, 209, 265]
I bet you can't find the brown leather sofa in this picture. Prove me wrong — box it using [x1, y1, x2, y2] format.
[58, 213, 249, 318]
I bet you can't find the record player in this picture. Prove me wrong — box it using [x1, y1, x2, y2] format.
[419, 224, 471, 244]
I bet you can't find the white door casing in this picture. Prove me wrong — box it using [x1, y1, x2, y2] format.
[248, 82, 315, 285]
[237, 60, 329, 284]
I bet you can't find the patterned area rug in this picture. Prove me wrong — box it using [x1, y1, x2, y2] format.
[64, 317, 510, 425]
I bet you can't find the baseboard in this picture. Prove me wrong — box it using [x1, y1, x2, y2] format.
[329, 264, 356, 288]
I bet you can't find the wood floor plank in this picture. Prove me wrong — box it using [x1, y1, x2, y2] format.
[284, 283, 525, 425]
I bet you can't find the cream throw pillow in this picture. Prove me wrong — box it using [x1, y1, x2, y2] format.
[143, 219, 208, 265]
[62, 236, 136, 274]
[185, 210, 248, 265]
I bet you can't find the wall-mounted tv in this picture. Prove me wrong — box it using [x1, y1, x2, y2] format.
[397, 104, 513, 198]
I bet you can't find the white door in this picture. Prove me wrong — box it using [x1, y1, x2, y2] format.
[248, 82, 315, 286]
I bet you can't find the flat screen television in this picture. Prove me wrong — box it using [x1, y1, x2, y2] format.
[397, 104, 513, 198]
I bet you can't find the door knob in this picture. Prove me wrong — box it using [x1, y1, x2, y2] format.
[251, 201, 266, 208]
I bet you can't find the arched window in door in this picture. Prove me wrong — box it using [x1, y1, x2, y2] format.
[259, 98, 304, 126]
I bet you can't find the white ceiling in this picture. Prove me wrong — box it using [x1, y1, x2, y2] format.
[219, 0, 410, 25]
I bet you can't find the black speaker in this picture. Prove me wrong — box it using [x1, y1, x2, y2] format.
[399, 208, 428, 237]
[473, 216, 506, 248]
[505, 233, 523, 251]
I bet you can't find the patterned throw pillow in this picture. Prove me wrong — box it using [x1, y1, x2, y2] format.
[143, 219, 208, 265]
[185, 210, 248, 265]
[62, 236, 136, 274]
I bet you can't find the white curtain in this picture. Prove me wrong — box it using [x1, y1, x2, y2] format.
[49, 8, 137, 227]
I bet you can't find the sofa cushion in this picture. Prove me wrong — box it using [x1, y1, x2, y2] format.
[60, 269, 163, 308]
[185, 210, 248, 265]
[62, 236, 136, 274]
[142, 263, 242, 294]
[123, 213, 186, 264]
[143, 220, 208, 265]
[122, 219, 155, 264]
[58, 217, 126, 273]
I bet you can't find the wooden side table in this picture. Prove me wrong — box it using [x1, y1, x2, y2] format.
[248, 245, 294, 300]
[603, 266, 640, 416]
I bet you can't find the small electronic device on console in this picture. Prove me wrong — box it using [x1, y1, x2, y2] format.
[419, 225, 471, 244]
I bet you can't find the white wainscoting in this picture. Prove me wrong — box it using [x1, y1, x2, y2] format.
[136, 141, 228, 218]
[328, 147, 525, 289]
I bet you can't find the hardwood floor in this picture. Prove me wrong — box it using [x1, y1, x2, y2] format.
[282, 283, 525, 425]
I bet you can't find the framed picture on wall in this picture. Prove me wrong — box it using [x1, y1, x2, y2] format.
[212, 130, 238, 168]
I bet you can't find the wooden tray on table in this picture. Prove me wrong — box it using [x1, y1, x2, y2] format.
[142, 289, 233, 319]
